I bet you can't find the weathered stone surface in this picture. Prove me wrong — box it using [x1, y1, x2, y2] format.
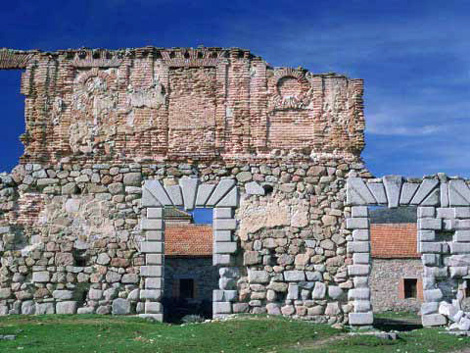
[35, 303, 55, 315]
[421, 302, 439, 315]
[21, 301, 35, 315]
[349, 312, 373, 325]
[367, 182, 387, 205]
[410, 178, 439, 205]
[165, 185, 183, 206]
[248, 270, 270, 284]
[195, 184, 216, 206]
[112, 298, 131, 315]
[346, 218, 369, 229]
[214, 241, 237, 254]
[421, 188, 440, 206]
[144, 180, 172, 206]
[325, 302, 341, 316]
[53, 290, 74, 300]
[328, 286, 344, 300]
[213, 302, 232, 314]
[32, 271, 50, 283]
[108, 182, 124, 195]
[284, 271, 306, 282]
[123, 173, 142, 186]
[424, 289, 444, 302]
[56, 301, 77, 314]
[245, 181, 265, 195]
[266, 303, 281, 315]
[347, 177, 376, 205]
[244, 251, 262, 265]
[77, 307, 95, 314]
[217, 188, 239, 207]
[0, 288, 11, 299]
[206, 179, 236, 206]
[97, 253, 111, 265]
[422, 314, 447, 327]
[449, 180, 470, 206]
[312, 282, 326, 299]
[400, 182, 419, 205]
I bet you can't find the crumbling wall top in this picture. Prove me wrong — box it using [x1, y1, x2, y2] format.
[1, 47, 365, 164]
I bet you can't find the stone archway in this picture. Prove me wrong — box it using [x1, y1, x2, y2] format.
[140, 177, 239, 321]
[346, 175, 470, 328]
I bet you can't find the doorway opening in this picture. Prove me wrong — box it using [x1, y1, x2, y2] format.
[369, 206, 423, 331]
[162, 207, 217, 323]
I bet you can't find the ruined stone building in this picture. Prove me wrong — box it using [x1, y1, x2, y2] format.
[1, 46, 469, 330]
[370, 223, 424, 312]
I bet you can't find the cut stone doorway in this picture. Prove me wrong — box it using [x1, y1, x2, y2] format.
[140, 177, 239, 321]
[346, 175, 470, 329]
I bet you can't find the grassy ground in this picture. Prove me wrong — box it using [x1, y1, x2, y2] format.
[0, 313, 469, 353]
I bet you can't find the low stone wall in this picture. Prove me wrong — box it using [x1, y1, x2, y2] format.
[0, 163, 145, 315]
[370, 259, 423, 313]
[0, 155, 368, 323]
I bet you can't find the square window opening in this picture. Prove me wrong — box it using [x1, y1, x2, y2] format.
[404, 278, 418, 299]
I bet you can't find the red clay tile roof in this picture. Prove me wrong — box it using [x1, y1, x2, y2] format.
[370, 223, 419, 259]
[165, 224, 213, 257]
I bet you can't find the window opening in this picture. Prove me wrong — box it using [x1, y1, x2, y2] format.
[404, 278, 418, 299]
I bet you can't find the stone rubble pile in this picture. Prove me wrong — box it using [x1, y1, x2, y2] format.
[438, 299, 470, 332]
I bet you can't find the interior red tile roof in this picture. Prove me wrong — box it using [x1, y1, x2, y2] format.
[165, 224, 213, 257]
[370, 223, 419, 259]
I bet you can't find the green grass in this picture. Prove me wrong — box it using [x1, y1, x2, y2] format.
[0, 314, 469, 353]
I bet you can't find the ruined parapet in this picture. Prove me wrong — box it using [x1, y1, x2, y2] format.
[1, 47, 364, 164]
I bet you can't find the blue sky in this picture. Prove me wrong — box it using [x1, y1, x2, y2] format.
[1, 0, 469, 177]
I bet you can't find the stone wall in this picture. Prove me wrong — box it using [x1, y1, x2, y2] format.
[0, 163, 145, 315]
[370, 259, 423, 313]
[0, 156, 369, 322]
[346, 176, 470, 330]
[0, 46, 370, 324]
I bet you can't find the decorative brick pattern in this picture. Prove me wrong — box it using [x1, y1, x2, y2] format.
[0, 47, 364, 164]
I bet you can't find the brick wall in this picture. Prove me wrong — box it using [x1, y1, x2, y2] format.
[0, 47, 365, 164]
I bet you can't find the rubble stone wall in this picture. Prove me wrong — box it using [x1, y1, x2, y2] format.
[370, 259, 423, 313]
